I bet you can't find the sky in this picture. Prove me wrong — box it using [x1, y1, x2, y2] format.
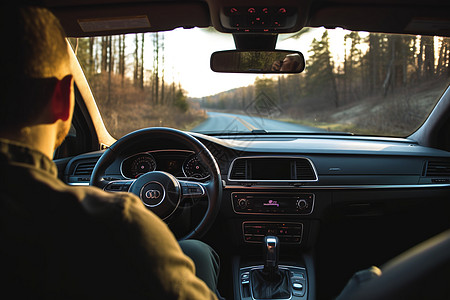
[136, 27, 367, 98]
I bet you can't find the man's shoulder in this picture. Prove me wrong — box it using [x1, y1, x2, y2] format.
[69, 185, 143, 218]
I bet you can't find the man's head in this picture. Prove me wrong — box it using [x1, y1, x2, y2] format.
[281, 54, 302, 72]
[0, 5, 73, 150]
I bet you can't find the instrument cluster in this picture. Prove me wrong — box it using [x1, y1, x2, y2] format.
[120, 150, 209, 180]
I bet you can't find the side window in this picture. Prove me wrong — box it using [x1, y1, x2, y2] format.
[54, 124, 78, 159]
[53, 85, 96, 159]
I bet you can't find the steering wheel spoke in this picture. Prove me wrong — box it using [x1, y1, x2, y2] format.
[179, 180, 206, 199]
[103, 179, 135, 192]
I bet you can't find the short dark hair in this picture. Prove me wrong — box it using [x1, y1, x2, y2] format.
[0, 5, 69, 128]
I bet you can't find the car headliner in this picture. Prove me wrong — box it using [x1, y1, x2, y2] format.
[41, 0, 450, 38]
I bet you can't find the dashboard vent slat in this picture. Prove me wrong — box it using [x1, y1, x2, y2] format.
[295, 159, 317, 180]
[74, 162, 96, 176]
[426, 161, 450, 177]
[230, 160, 247, 179]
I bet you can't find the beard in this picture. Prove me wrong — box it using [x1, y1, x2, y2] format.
[54, 118, 71, 150]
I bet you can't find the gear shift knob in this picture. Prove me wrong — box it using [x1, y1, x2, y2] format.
[263, 236, 279, 272]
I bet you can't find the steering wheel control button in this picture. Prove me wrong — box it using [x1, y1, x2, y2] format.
[104, 180, 133, 192]
[179, 181, 205, 198]
[141, 182, 165, 207]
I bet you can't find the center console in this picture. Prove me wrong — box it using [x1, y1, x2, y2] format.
[226, 188, 324, 300]
[238, 265, 308, 300]
[233, 236, 314, 300]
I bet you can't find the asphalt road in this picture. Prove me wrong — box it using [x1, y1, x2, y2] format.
[192, 111, 324, 133]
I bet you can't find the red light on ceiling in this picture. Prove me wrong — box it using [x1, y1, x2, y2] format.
[248, 8, 256, 14]
[278, 8, 287, 14]
[263, 8, 269, 14]
[230, 8, 238, 14]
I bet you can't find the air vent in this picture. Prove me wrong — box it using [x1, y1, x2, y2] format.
[295, 159, 317, 180]
[228, 157, 318, 182]
[230, 159, 247, 180]
[74, 162, 96, 176]
[425, 161, 450, 177]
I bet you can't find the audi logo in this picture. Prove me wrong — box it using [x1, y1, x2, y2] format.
[145, 189, 161, 199]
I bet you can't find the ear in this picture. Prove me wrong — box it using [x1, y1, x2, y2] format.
[50, 75, 73, 122]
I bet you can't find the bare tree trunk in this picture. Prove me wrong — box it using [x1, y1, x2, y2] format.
[153, 33, 159, 103]
[418, 36, 424, 80]
[437, 39, 446, 76]
[88, 37, 95, 77]
[101, 36, 108, 73]
[160, 34, 165, 105]
[343, 40, 348, 101]
[140, 33, 145, 90]
[382, 37, 396, 96]
[118, 35, 126, 86]
[134, 35, 139, 86]
[424, 36, 435, 79]
[107, 36, 112, 104]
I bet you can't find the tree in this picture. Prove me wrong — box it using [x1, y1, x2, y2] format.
[152, 33, 159, 102]
[343, 31, 363, 102]
[118, 35, 126, 85]
[423, 36, 435, 79]
[134, 35, 139, 86]
[306, 31, 340, 107]
[140, 33, 145, 90]
[254, 77, 277, 101]
[174, 89, 188, 112]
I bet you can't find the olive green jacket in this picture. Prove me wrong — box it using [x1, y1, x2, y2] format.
[0, 138, 216, 300]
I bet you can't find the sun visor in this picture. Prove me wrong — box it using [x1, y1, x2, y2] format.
[78, 15, 151, 32]
[308, 6, 450, 37]
[50, 2, 211, 37]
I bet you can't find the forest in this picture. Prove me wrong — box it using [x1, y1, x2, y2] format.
[69, 34, 204, 138]
[70, 30, 450, 137]
[201, 31, 450, 136]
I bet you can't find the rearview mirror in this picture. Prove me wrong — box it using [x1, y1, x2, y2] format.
[210, 50, 305, 73]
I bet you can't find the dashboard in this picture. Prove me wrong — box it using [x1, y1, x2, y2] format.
[62, 132, 450, 242]
[61, 132, 450, 298]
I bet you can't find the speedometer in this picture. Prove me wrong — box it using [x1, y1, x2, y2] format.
[183, 155, 209, 179]
[121, 153, 156, 179]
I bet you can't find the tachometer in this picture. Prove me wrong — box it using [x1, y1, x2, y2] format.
[183, 155, 209, 179]
[121, 153, 156, 179]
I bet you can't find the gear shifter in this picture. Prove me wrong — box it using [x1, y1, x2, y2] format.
[263, 236, 280, 279]
[250, 236, 291, 299]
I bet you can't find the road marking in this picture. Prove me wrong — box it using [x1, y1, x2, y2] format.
[234, 116, 258, 131]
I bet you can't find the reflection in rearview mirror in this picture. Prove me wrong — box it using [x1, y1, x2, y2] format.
[210, 50, 305, 73]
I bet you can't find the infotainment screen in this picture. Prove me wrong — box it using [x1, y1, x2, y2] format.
[249, 158, 293, 180]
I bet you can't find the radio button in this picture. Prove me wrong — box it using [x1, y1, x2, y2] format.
[296, 199, 308, 210]
[238, 198, 248, 209]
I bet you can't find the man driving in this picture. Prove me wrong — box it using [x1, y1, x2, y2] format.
[0, 4, 222, 299]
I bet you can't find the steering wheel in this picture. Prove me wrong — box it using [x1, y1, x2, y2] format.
[90, 127, 222, 240]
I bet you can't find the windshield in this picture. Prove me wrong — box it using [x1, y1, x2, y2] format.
[69, 27, 450, 138]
